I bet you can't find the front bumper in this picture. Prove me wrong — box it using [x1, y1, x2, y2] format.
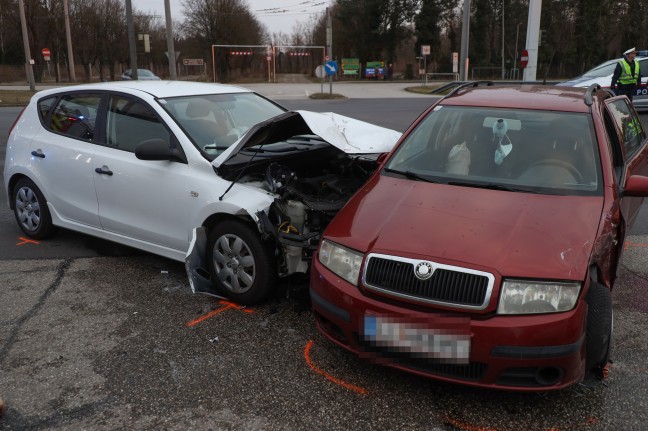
[310, 259, 588, 391]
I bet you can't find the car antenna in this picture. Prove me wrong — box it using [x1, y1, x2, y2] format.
[219, 145, 265, 201]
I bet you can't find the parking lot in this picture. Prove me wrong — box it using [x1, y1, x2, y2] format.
[2, 86, 648, 430]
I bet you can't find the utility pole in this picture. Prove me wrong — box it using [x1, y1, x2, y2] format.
[18, 0, 35, 91]
[326, 8, 333, 95]
[501, 0, 505, 80]
[164, 0, 177, 80]
[522, 0, 542, 81]
[459, 0, 471, 81]
[125, 0, 138, 80]
[63, 0, 75, 82]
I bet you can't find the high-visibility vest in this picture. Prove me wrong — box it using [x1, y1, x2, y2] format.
[618, 59, 640, 85]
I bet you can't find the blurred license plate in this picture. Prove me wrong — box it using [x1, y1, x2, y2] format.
[363, 314, 470, 363]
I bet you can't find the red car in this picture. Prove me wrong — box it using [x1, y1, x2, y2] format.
[310, 83, 648, 391]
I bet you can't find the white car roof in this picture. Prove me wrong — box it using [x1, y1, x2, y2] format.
[32, 81, 253, 100]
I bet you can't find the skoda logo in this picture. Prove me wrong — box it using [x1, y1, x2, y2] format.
[414, 262, 433, 280]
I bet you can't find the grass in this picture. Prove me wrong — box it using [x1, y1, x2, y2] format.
[0, 90, 38, 106]
[309, 92, 347, 99]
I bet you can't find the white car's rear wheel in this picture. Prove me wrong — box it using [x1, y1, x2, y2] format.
[13, 178, 56, 239]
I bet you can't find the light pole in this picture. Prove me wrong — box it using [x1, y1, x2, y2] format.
[63, 0, 75, 82]
[125, 0, 138, 80]
[164, 0, 177, 80]
[514, 22, 521, 80]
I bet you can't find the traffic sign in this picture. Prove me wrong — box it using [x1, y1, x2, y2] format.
[520, 49, 529, 69]
[325, 60, 338, 76]
[42, 48, 51, 62]
[315, 65, 325, 79]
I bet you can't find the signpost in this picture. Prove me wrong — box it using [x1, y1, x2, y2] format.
[325, 60, 337, 95]
[520, 49, 529, 69]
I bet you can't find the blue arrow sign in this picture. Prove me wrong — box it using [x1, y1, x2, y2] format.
[325, 61, 338, 75]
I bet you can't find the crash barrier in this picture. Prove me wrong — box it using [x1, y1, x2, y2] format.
[425, 72, 460, 81]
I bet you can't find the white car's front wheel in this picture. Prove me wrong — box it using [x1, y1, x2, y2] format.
[207, 220, 276, 305]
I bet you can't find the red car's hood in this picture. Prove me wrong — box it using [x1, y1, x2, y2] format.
[325, 175, 605, 281]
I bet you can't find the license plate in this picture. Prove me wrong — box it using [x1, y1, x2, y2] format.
[363, 314, 471, 363]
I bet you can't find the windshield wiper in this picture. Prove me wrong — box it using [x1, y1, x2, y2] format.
[447, 181, 538, 193]
[384, 168, 438, 183]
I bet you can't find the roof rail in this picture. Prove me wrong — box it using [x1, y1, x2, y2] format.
[446, 80, 495, 97]
[584, 84, 602, 106]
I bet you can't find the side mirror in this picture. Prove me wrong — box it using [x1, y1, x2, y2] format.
[623, 175, 648, 197]
[135, 139, 187, 164]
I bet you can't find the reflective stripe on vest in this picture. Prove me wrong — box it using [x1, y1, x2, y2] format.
[619, 59, 640, 85]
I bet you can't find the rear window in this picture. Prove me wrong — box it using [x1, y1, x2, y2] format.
[47, 93, 101, 141]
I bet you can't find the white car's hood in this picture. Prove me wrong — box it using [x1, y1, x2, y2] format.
[212, 110, 402, 168]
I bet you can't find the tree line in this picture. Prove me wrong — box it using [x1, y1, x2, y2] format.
[0, 0, 644, 83]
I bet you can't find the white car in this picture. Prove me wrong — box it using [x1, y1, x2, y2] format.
[3, 81, 401, 304]
[120, 68, 161, 80]
[558, 53, 648, 110]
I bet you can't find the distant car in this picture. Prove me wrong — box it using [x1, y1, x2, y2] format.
[558, 52, 648, 110]
[310, 82, 648, 391]
[3, 81, 401, 305]
[120, 68, 161, 80]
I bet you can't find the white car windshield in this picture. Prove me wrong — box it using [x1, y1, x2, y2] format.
[582, 60, 617, 78]
[384, 106, 602, 196]
[158, 93, 286, 160]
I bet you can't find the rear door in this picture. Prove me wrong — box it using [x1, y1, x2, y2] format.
[30, 92, 103, 228]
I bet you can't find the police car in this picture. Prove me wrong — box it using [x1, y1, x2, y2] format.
[558, 51, 648, 110]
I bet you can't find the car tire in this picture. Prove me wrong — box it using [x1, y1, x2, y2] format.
[12, 177, 57, 239]
[585, 282, 613, 374]
[207, 219, 277, 305]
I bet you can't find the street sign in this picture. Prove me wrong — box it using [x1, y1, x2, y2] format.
[325, 60, 338, 76]
[182, 58, 204, 66]
[315, 65, 325, 79]
[42, 48, 51, 62]
[520, 49, 529, 69]
[421, 45, 431, 56]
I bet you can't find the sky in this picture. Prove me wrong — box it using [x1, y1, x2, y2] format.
[134, 0, 332, 35]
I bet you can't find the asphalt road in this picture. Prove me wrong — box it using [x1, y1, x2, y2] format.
[2, 89, 648, 430]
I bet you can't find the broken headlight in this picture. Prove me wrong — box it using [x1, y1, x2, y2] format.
[497, 279, 581, 314]
[318, 239, 363, 286]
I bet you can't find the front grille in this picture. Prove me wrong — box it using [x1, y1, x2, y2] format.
[363, 254, 494, 309]
[355, 333, 487, 381]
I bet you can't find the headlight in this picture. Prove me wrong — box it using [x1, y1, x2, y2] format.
[318, 239, 363, 286]
[497, 279, 581, 314]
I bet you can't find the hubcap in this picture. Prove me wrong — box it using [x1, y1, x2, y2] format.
[212, 234, 255, 294]
[15, 186, 41, 232]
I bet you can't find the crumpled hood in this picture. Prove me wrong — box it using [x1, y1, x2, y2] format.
[212, 110, 402, 168]
[326, 176, 605, 281]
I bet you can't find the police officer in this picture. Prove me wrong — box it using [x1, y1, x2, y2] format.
[611, 47, 641, 101]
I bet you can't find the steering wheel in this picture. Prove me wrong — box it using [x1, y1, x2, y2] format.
[524, 158, 583, 183]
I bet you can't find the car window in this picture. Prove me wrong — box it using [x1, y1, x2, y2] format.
[582, 60, 617, 78]
[48, 93, 101, 141]
[606, 99, 646, 160]
[106, 95, 171, 153]
[159, 93, 285, 159]
[37, 96, 56, 123]
[385, 106, 602, 195]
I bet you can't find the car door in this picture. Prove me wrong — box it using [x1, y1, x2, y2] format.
[93, 94, 192, 252]
[29, 92, 103, 227]
[604, 97, 648, 226]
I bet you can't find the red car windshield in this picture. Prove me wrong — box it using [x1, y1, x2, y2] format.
[384, 106, 602, 196]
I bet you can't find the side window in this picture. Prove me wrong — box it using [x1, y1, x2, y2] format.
[606, 99, 646, 160]
[106, 96, 170, 153]
[37, 96, 56, 123]
[49, 94, 101, 140]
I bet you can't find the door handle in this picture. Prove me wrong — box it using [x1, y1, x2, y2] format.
[31, 150, 45, 158]
[95, 167, 113, 176]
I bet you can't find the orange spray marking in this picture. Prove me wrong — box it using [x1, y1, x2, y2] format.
[303, 340, 367, 395]
[443, 414, 598, 431]
[185, 300, 253, 327]
[16, 237, 39, 246]
[624, 241, 648, 250]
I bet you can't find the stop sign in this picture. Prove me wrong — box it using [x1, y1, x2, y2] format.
[42, 48, 51, 61]
[520, 49, 529, 69]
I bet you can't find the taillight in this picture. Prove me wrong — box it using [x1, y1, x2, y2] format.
[8, 106, 27, 138]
